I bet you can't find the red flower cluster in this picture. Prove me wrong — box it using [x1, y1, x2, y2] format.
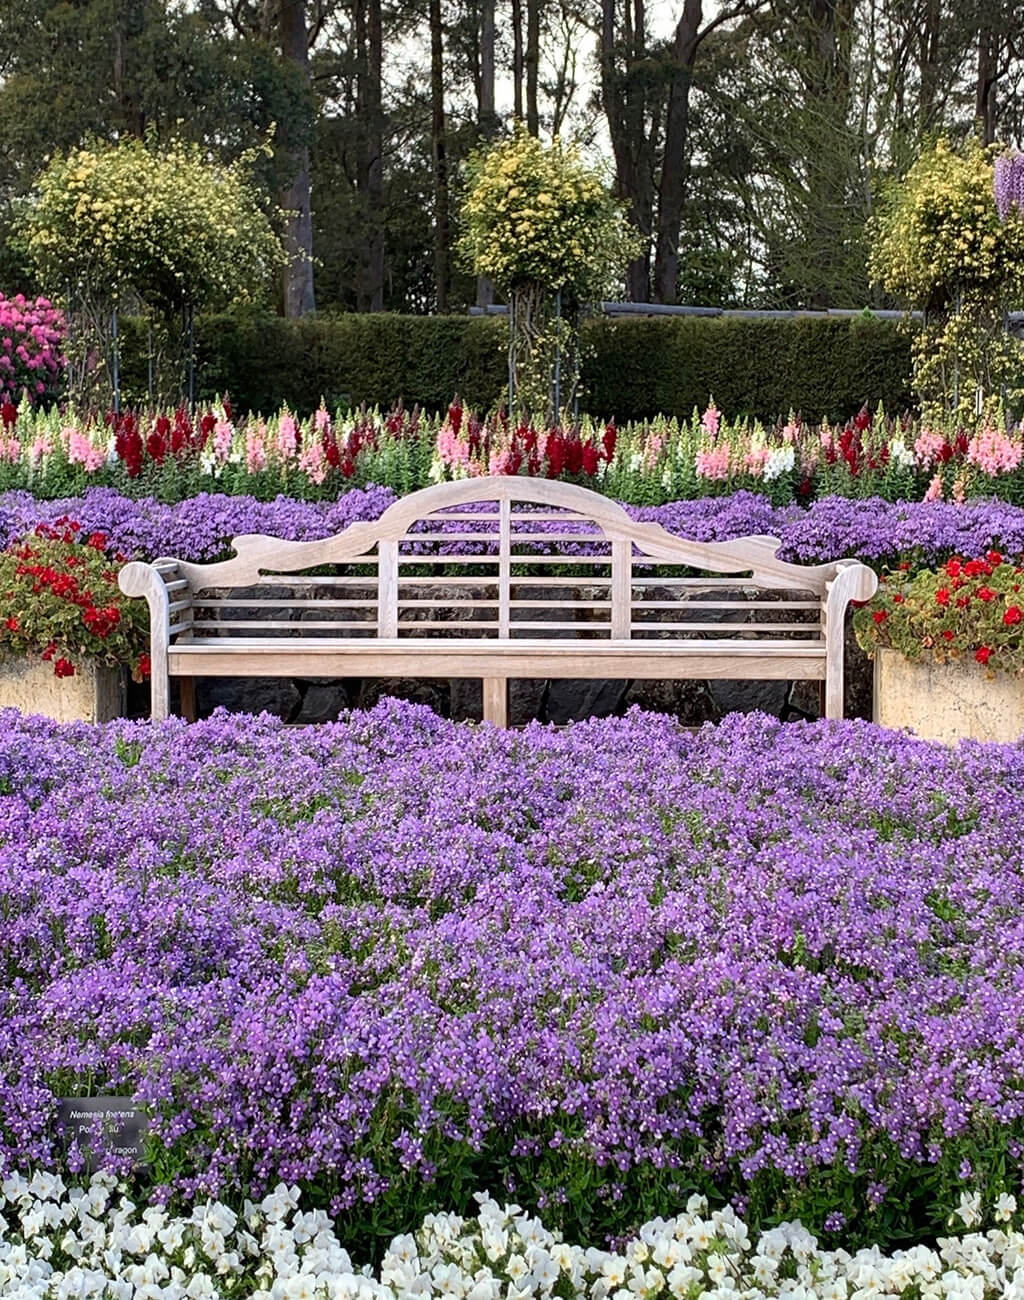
[0, 518, 148, 678]
[111, 408, 203, 478]
[858, 547, 1024, 674]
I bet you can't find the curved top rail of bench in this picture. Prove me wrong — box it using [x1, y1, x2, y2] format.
[119, 476, 875, 598]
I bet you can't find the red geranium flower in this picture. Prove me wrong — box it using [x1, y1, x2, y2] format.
[1004, 606, 1022, 626]
[935, 588, 950, 606]
[53, 657, 75, 678]
[976, 586, 996, 602]
[873, 609, 888, 624]
[976, 645, 992, 665]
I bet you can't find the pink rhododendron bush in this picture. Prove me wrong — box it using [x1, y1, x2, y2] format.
[2, 704, 1024, 1261]
[0, 294, 65, 405]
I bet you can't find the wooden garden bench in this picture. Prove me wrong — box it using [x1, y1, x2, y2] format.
[118, 477, 877, 725]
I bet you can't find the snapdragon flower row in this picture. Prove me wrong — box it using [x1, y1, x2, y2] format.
[4, 487, 1024, 569]
[3, 397, 1024, 507]
[2, 703, 1024, 1248]
[1, 1175, 1019, 1300]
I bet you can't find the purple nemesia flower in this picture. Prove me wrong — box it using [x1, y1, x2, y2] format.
[0, 701, 1022, 1235]
[5, 488, 1024, 568]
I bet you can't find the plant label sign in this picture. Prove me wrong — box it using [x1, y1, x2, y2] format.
[56, 1098, 147, 1168]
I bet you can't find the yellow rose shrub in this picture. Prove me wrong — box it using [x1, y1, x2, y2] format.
[869, 138, 1024, 423]
[458, 130, 639, 418]
[17, 136, 284, 404]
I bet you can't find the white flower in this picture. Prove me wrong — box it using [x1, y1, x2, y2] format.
[763, 445, 796, 481]
[956, 1193, 984, 1230]
[888, 437, 915, 469]
[996, 1195, 1018, 1223]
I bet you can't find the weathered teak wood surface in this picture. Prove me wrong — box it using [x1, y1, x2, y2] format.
[119, 476, 877, 725]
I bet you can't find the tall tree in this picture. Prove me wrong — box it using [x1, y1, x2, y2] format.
[279, 0, 317, 315]
[429, 0, 450, 310]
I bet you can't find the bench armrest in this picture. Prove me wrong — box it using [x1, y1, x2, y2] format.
[119, 561, 172, 720]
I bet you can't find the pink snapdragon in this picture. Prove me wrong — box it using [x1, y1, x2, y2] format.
[743, 446, 769, 477]
[923, 473, 944, 502]
[644, 435, 665, 470]
[437, 425, 472, 471]
[695, 446, 731, 480]
[701, 403, 720, 438]
[213, 418, 234, 464]
[966, 426, 1023, 475]
[246, 422, 267, 474]
[298, 439, 327, 485]
[66, 429, 106, 473]
[276, 412, 299, 462]
[914, 428, 947, 468]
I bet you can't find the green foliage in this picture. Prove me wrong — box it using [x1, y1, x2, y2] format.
[114, 311, 914, 421]
[582, 315, 915, 423]
[868, 137, 1024, 422]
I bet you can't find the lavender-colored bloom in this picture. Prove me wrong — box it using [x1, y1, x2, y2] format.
[994, 151, 1024, 221]
[5, 487, 1024, 569]
[1, 701, 1023, 1244]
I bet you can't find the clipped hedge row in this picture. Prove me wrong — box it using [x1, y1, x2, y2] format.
[118, 311, 914, 421]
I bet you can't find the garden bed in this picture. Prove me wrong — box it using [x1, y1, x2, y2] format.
[2, 702, 1023, 1254]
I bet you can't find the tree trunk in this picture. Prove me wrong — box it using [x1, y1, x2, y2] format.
[652, 0, 701, 304]
[511, 0, 524, 119]
[365, 0, 384, 309]
[279, 0, 316, 316]
[976, 21, 997, 144]
[600, 0, 654, 300]
[526, 0, 540, 134]
[918, 0, 940, 133]
[430, 0, 450, 312]
[477, 0, 497, 307]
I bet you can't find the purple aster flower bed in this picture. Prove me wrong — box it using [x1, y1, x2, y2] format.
[2, 700, 1023, 1248]
[5, 487, 1024, 568]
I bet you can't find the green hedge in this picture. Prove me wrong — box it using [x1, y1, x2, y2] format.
[117, 311, 914, 422]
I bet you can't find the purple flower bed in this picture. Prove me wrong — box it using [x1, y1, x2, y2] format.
[2, 701, 1023, 1247]
[5, 487, 1024, 569]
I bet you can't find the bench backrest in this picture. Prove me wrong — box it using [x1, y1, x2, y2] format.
[121, 477, 877, 647]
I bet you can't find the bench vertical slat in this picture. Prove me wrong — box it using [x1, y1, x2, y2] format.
[498, 498, 511, 639]
[611, 540, 631, 639]
[482, 677, 508, 726]
[378, 541, 398, 637]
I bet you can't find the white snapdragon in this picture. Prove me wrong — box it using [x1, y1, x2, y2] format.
[888, 437, 915, 469]
[763, 445, 796, 481]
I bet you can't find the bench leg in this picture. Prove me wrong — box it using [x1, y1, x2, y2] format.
[178, 677, 197, 723]
[482, 678, 508, 727]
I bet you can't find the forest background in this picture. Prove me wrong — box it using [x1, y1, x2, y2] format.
[1, 0, 1022, 321]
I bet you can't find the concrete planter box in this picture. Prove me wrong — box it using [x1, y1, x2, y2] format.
[873, 647, 1024, 744]
[0, 657, 126, 723]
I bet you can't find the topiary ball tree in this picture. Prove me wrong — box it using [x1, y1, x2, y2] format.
[458, 128, 639, 420]
[17, 136, 284, 407]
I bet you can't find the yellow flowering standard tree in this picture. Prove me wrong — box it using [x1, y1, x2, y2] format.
[457, 130, 639, 420]
[868, 137, 1024, 425]
[16, 136, 284, 406]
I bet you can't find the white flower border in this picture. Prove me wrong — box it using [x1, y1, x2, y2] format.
[1, 1174, 1020, 1300]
